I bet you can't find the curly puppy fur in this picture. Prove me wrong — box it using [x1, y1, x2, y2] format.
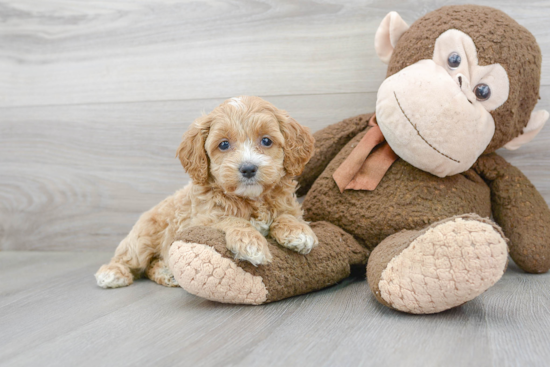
[95, 96, 317, 288]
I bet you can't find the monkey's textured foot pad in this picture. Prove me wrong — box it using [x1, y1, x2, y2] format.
[367, 215, 509, 314]
[169, 241, 268, 305]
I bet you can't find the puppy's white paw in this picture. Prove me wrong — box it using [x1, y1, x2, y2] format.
[155, 267, 179, 287]
[95, 271, 132, 288]
[146, 259, 180, 287]
[280, 233, 318, 255]
[271, 222, 319, 255]
[226, 230, 272, 266]
[95, 264, 133, 288]
[234, 244, 272, 266]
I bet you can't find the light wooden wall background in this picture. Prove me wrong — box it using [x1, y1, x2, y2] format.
[1, 0, 549, 251]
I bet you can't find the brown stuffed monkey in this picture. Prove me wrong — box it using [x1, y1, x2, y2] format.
[170, 5, 550, 314]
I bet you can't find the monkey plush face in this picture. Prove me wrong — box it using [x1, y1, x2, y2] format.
[373, 5, 548, 177]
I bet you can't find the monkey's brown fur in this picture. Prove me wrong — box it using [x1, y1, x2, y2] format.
[300, 6, 549, 275]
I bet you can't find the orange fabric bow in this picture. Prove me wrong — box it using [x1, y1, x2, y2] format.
[333, 115, 398, 192]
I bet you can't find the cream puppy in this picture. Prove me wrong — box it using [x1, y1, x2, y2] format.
[95, 96, 318, 288]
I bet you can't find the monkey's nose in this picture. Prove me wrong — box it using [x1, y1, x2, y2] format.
[455, 73, 475, 104]
[456, 73, 469, 89]
[239, 164, 258, 179]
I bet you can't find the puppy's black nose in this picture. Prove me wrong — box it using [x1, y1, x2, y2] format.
[239, 164, 258, 179]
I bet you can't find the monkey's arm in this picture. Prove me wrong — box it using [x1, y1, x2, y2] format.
[474, 153, 550, 273]
[296, 113, 373, 196]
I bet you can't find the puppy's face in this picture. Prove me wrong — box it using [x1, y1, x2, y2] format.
[177, 96, 315, 199]
[206, 104, 285, 198]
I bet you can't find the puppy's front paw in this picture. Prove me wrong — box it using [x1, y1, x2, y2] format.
[226, 229, 272, 266]
[283, 232, 318, 255]
[272, 223, 319, 255]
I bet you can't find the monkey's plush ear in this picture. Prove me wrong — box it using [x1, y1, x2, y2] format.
[504, 110, 549, 150]
[375, 11, 409, 64]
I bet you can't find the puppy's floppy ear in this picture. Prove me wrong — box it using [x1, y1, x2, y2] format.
[176, 114, 212, 185]
[276, 111, 315, 177]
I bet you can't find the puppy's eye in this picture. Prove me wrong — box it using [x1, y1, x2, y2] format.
[261, 137, 273, 147]
[218, 140, 230, 151]
[447, 52, 461, 69]
[474, 83, 491, 101]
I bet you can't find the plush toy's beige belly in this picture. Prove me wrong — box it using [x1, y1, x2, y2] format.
[302, 130, 491, 251]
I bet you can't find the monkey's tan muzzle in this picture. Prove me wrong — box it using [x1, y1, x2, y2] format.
[376, 59, 495, 177]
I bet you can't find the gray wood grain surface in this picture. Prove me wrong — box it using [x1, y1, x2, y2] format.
[0, 0, 549, 107]
[0, 252, 549, 367]
[1, 2, 550, 365]
[1, 0, 550, 251]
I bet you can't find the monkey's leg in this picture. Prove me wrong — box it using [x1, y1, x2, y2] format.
[474, 153, 550, 273]
[367, 214, 508, 314]
[169, 222, 369, 304]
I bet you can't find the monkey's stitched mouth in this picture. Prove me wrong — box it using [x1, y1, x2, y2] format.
[393, 92, 460, 164]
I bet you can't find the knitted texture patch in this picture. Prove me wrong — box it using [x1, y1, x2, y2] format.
[169, 241, 267, 305]
[378, 218, 508, 314]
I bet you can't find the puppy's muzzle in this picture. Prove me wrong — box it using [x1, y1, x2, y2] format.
[239, 163, 258, 179]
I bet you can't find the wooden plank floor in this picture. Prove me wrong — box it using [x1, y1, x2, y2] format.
[2, 1, 550, 366]
[1, 251, 549, 367]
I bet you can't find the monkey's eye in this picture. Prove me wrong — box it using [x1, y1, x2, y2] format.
[261, 137, 273, 147]
[447, 52, 461, 69]
[218, 140, 230, 151]
[474, 84, 491, 101]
